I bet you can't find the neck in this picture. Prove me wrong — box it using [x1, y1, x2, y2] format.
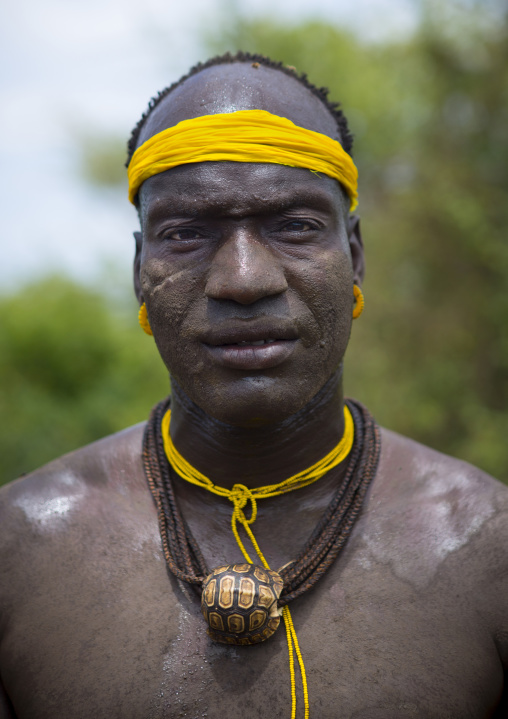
[168, 371, 346, 490]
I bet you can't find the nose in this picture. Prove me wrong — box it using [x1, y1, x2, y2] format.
[205, 229, 288, 305]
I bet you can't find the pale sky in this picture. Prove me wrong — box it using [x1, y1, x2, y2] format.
[1, 0, 419, 290]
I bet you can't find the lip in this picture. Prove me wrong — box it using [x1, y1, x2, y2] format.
[200, 321, 299, 370]
[205, 339, 298, 370]
[201, 321, 299, 347]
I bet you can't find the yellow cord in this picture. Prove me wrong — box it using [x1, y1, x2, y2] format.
[161, 405, 354, 503]
[283, 606, 310, 719]
[283, 606, 297, 719]
[230, 507, 309, 719]
[161, 406, 354, 718]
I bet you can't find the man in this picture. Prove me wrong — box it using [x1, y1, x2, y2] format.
[0, 53, 506, 718]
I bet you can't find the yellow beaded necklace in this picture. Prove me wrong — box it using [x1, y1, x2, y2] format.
[161, 405, 354, 719]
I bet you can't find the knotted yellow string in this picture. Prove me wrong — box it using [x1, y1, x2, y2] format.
[128, 109, 358, 210]
[161, 406, 354, 719]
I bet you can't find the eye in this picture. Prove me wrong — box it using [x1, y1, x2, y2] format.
[283, 220, 313, 232]
[164, 228, 202, 241]
[278, 219, 322, 235]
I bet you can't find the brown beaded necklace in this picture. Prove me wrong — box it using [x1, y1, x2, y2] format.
[142, 397, 381, 605]
[143, 397, 380, 718]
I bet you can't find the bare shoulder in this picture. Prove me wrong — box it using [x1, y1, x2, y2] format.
[377, 425, 508, 507]
[367, 427, 508, 651]
[373, 427, 508, 553]
[0, 422, 147, 524]
[0, 423, 149, 608]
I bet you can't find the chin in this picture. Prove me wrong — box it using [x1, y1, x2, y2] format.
[178, 373, 322, 428]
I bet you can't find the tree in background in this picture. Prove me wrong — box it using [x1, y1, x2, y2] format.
[205, 0, 508, 479]
[1, 0, 506, 485]
[0, 278, 168, 484]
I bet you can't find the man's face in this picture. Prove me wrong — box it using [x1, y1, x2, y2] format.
[134, 64, 362, 427]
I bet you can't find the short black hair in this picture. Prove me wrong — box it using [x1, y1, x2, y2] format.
[126, 51, 354, 166]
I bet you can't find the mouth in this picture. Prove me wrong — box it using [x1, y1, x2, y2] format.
[202, 324, 299, 370]
[234, 339, 277, 346]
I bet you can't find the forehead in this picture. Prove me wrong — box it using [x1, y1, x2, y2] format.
[140, 161, 346, 226]
[137, 63, 342, 147]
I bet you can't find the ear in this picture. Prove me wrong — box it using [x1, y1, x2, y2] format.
[133, 231, 143, 303]
[348, 214, 365, 285]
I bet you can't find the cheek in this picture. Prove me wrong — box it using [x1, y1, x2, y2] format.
[291, 253, 353, 358]
[140, 245, 354, 421]
[141, 258, 205, 373]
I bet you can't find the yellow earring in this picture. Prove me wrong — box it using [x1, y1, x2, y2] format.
[352, 285, 365, 319]
[138, 302, 153, 336]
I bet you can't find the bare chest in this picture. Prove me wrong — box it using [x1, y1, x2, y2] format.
[3, 529, 501, 719]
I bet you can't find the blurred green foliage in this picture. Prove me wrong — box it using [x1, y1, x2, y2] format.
[0, 278, 169, 484]
[1, 1, 507, 485]
[206, 2, 508, 481]
[79, 134, 128, 187]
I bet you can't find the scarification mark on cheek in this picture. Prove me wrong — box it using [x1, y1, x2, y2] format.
[141, 265, 190, 295]
[155, 270, 190, 292]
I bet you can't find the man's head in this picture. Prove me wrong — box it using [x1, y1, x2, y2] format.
[131, 53, 364, 427]
[126, 53, 354, 169]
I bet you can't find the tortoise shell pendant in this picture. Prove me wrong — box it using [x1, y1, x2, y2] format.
[201, 563, 284, 646]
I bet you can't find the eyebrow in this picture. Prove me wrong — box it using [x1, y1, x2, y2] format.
[144, 183, 344, 221]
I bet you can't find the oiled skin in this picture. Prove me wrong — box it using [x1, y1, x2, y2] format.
[0, 424, 507, 718]
[1, 61, 507, 717]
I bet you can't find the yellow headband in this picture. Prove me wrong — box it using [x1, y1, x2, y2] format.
[127, 109, 358, 210]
